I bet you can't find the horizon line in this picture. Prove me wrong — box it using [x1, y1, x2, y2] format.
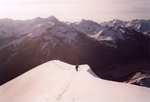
[0, 16, 150, 23]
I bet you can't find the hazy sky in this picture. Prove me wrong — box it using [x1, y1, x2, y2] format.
[0, 0, 150, 22]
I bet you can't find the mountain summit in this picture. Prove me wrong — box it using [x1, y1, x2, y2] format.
[0, 60, 150, 102]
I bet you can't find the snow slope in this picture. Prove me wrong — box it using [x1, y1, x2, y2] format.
[0, 60, 150, 102]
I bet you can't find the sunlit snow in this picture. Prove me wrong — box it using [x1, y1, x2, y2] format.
[0, 60, 150, 102]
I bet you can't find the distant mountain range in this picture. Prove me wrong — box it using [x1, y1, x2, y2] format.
[0, 16, 150, 86]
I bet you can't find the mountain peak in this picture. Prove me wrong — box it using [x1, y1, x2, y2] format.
[48, 15, 59, 22]
[80, 19, 94, 23]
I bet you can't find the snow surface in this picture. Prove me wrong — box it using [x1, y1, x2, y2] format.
[0, 60, 150, 102]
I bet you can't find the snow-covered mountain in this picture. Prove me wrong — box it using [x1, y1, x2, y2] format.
[0, 60, 150, 102]
[124, 20, 150, 34]
[101, 19, 125, 27]
[0, 17, 150, 45]
[0, 16, 58, 38]
[0, 16, 150, 86]
[101, 19, 150, 35]
[73, 19, 103, 34]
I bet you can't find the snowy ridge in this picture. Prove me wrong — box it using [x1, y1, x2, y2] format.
[124, 20, 150, 33]
[0, 16, 58, 38]
[0, 60, 150, 102]
[89, 26, 125, 42]
[101, 19, 125, 27]
[101, 19, 150, 34]
[0, 16, 78, 51]
[73, 19, 103, 35]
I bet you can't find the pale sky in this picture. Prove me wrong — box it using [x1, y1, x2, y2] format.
[0, 0, 150, 22]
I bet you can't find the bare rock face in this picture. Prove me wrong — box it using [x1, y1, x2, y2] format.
[125, 70, 150, 88]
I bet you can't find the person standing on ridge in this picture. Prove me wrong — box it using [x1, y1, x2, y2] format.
[75, 64, 79, 71]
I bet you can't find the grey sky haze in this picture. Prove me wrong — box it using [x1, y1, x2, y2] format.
[0, 0, 150, 22]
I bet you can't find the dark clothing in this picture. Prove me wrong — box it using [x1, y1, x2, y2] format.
[76, 65, 79, 71]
